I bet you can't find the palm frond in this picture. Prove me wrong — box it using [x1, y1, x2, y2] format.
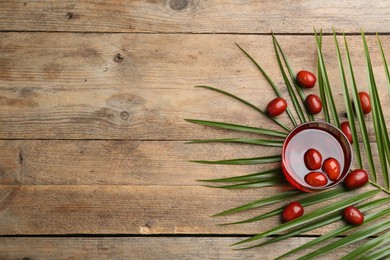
[298, 219, 390, 260]
[272, 34, 315, 121]
[340, 232, 390, 260]
[235, 44, 298, 127]
[191, 154, 281, 165]
[317, 30, 330, 122]
[333, 30, 363, 168]
[198, 167, 281, 183]
[362, 31, 390, 190]
[279, 203, 390, 258]
[272, 36, 306, 124]
[185, 119, 287, 138]
[188, 138, 283, 147]
[314, 29, 340, 128]
[233, 189, 379, 246]
[194, 85, 292, 131]
[377, 33, 390, 96]
[213, 190, 300, 217]
[343, 35, 377, 182]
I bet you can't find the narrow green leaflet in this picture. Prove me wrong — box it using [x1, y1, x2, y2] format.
[233, 189, 379, 246]
[362, 31, 390, 189]
[235, 44, 298, 127]
[224, 187, 348, 225]
[360, 244, 390, 260]
[298, 219, 390, 260]
[194, 85, 291, 131]
[272, 36, 306, 124]
[185, 119, 287, 138]
[188, 138, 283, 147]
[314, 29, 340, 128]
[340, 232, 390, 260]
[207, 178, 284, 189]
[317, 30, 330, 122]
[262, 197, 390, 248]
[198, 168, 281, 183]
[280, 203, 390, 258]
[333, 31, 362, 168]
[377, 33, 390, 96]
[191, 154, 281, 165]
[272, 34, 315, 121]
[213, 190, 300, 217]
[344, 35, 377, 182]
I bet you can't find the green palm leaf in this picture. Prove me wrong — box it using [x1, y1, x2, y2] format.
[377, 33, 390, 96]
[277, 198, 390, 258]
[198, 167, 281, 183]
[212, 190, 300, 217]
[235, 44, 298, 127]
[272, 34, 315, 121]
[360, 243, 390, 260]
[233, 189, 379, 246]
[317, 30, 330, 122]
[298, 219, 390, 260]
[188, 32, 390, 259]
[188, 138, 283, 147]
[344, 35, 377, 182]
[333, 30, 363, 168]
[256, 197, 390, 249]
[314, 29, 340, 128]
[223, 187, 348, 226]
[340, 231, 390, 260]
[185, 119, 287, 138]
[191, 154, 281, 165]
[272, 36, 306, 124]
[194, 85, 292, 131]
[362, 31, 390, 190]
[206, 178, 284, 189]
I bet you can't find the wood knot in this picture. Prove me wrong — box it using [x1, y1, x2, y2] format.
[169, 0, 188, 10]
[66, 12, 75, 19]
[114, 53, 124, 63]
[120, 111, 129, 120]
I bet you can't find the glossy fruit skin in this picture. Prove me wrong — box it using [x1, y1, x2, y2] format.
[344, 169, 369, 190]
[304, 148, 322, 170]
[341, 121, 353, 144]
[296, 70, 316, 88]
[344, 206, 364, 225]
[322, 158, 340, 181]
[358, 92, 372, 114]
[267, 97, 287, 117]
[304, 172, 327, 187]
[282, 201, 304, 222]
[305, 94, 322, 114]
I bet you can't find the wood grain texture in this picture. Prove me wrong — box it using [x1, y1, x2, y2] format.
[0, 237, 370, 260]
[1, 33, 389, 140]
[0, 140, 384, 186]
[1, 185, 384, 235]
[0, 140, 281, 185]
[1, 0, 390, 33]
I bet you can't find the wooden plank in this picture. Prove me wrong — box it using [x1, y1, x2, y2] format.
[1, 1, 390, 33]
[0, 237, 370, 259]
[0, 140, 281, 185]
[1, 33, 389, 140]
[1, 185, 384, 235]
[0, 140, 382, 186]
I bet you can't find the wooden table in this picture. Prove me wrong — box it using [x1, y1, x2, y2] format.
[1, 1, 389, 259]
